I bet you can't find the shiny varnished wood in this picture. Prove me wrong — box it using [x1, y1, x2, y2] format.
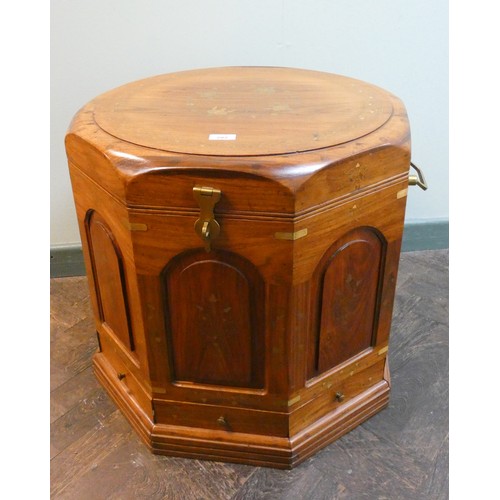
[86, 210, 135, 352]
[65, 68, 410, 216]
[162, 249, 265, 388]
[92, 67, 394, 157]
[311, 227, 385, 375]
[65, 66, 413, 468]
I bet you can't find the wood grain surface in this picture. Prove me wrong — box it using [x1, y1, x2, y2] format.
[91, 67, 394, 157]
[51, 249, 448, 499]
[163, 249, 265, 388]
[65, 67, 410, 217]
[311, 227, 384, 373]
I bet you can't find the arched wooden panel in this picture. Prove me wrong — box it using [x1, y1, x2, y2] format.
[310, 227, 385, 376]
[162, 250, 265, 388]
[86, 211, 135, 351]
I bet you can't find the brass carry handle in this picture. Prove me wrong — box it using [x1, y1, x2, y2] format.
[408, 162, 428, 191]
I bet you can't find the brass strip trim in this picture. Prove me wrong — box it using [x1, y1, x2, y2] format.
[288, 395, 301, 406]
[397, 188, 408, 199]
[153, 387, 167, 394]
[127, 222, 148, 231]
[378, 346, 389, 356]
[274, 228, 308, 241]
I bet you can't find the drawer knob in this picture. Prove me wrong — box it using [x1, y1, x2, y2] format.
[217, 416, 229, 429]
[335, 391, 345, 402]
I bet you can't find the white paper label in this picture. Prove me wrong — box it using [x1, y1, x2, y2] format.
[209, 134, 237, 141]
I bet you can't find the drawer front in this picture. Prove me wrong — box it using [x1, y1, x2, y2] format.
[289, 359, 387, 436]
[153, 400, 289, 438]
[98, 325, 152, 417]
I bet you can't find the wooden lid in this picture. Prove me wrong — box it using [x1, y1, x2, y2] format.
[93, 67, 394, 157]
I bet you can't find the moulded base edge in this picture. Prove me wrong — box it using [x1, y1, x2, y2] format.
[93, 353, 390, 469]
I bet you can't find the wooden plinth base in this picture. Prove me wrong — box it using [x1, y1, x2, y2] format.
[94, 354, 390, 469]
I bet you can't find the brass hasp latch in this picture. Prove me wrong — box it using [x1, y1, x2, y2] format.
[193, 186, 221, 252]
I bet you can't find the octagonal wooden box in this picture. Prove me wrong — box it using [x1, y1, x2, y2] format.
[65, 67, 413, 469]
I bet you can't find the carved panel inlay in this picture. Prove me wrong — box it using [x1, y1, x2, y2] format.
[309, 227, 385, 377]
[163, 250, 265, 388]
[86, 211, 135, 351]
